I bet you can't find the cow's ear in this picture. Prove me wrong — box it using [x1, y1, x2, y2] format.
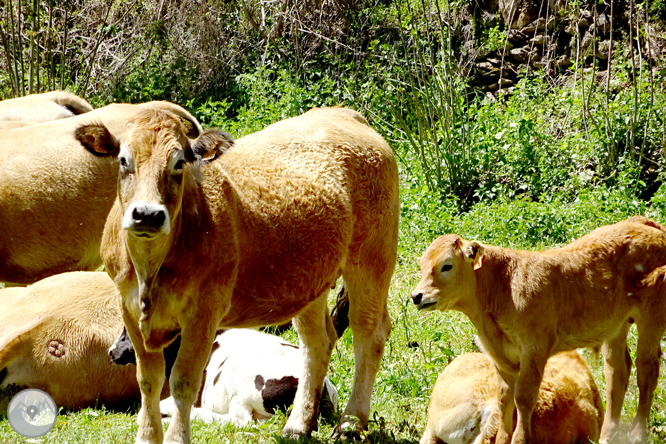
[465, 241, 485, 270]
[180, 116, 200, 138]
[189, 129, 234, 163]
[75, 123, 119, 157]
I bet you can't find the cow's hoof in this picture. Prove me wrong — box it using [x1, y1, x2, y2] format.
[281, 425, 310, 440]
[331, 417, 364, 442]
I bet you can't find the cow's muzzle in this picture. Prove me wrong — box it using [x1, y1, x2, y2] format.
[122, 202, 170, 237]
[410, 291, 437, 310]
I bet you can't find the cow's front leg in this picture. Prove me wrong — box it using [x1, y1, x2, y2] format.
[490, 369, 516, 444]
[125, 316, 166, 444]
[511, 350, 549, 444]
[163, 317, 218, 444]
[283, 294, 335, 437]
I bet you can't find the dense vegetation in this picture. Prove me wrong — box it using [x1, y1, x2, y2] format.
[1, 0, 666, 442]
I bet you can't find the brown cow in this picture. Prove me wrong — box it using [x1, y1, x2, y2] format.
[0, 101, 202, 285]
[411, 216, 666, 444]
[0, 272, 140, 411]
[98, 107, 399, 443]
[420, 351, 603, 444]
[0, 91, 93, 122]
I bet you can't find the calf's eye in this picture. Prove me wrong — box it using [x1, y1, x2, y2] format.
[174, 159, 185, 171]
[441, 264, 452, 272]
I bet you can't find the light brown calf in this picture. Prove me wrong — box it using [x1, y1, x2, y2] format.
[0, 101, 201, 285]
[0, 91, 92, 122]
[411, 217, 666, 444]
[99, 107, 399, 443]
[420, 351, 603, 444]
[0, 272, 139, 411]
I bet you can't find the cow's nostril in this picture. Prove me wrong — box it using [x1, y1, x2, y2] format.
[132, 207, 142, 223]
[411, 292, 423, 305]
[132, 207, 166, 228]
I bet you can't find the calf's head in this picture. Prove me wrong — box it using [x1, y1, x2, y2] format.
[411, 234, 484, 311]
[117, 109, 233, 240]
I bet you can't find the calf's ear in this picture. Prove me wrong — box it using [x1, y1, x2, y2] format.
[75, 123, 120, 156]
[189, 129, 235, 163]
[465, 241, 485, 270]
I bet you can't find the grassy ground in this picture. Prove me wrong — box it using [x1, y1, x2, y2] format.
[1, 248, 665, 443]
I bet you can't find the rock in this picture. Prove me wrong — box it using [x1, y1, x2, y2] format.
[508, 47, 530, 63]
[476, 61, 496, 71]
[521, 17, 546, 35]
[508, 29, 528, 44]
[555, 55, 573, 69]
[530, 34, 548, 46]
[498, 78, 514, 87]
[595, 13, 612, 35]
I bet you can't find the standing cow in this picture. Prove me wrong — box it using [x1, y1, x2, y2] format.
[0, 91, 93, 122]
[98, 107, 399, 443]
[0, 101, 202, 285]
[411, 216, 666, 444]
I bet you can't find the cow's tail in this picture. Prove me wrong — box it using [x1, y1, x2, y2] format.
[330, 285, 349, 339]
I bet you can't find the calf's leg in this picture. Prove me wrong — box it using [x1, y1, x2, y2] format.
[488, 369, 516, 444]
[163, 313, 218, 444]
[599, 323, 632, 444]
[283, 294, 335, 437]
[125, 314, 166, 444]
[511, 350, 549, 444]
[630, 321, 664, 444]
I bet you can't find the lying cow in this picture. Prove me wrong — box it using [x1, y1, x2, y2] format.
[110, 328, 338, 424]
[0, 90, 92, 122]
[420, 351, 603, 444]
[0, 272, 140, 411]
[411, 216, 666, 444]
[0, 100, 202, 285]
[98, 107, 399, 443]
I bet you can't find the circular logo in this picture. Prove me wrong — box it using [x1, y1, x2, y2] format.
[7, 389, 57, 438]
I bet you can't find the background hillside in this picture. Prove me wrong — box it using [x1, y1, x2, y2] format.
[1, 1, 666, 443]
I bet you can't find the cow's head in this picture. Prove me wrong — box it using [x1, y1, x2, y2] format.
[117, 109, 233, 240]
[410, 234, 485, 311]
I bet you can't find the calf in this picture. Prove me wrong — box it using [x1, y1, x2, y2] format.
[110, 328, 338, 424]
[420, 351, 603, 444]
[99, 107, 399, 443]
[0, 101, 201, 285]
[411, 216, 666, 444]
[0, 272, 139, 411]
[0, 91, 92, 122]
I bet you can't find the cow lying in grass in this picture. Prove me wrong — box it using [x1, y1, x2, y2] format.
[0, 272, 140, 411]
[420, 351, 603, 444]
[0, 101, 201, 285]
[110, 328, 338, 425]
[0, 91, 92, 122]
[99, 107, 398, 443]
[411, 216, 666, 444]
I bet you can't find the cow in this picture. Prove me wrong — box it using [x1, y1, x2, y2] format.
[0, 271, 141, 411]
[411, 216, 666, 444]
[98, 106, 399, 443]
[0, 101, 202, 285]
[110, 328, 338, 425]
[420, 351, 603, 444]
[0, 91, 93, 122]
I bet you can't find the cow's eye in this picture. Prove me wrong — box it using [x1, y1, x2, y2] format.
[174, 158, 185, 172]
[441, 264, 452, 273]
[119, 156, 128, 168]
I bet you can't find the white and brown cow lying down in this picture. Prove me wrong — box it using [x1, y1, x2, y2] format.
[0, 272, 140, 411]
[98, 106, 399, 443]
[412, 216, 666, 444]
[0, 91, 93, 122]
[420, 351, 603, 444]
[110, 328, 338, 425]
[0, 100, 202, 285]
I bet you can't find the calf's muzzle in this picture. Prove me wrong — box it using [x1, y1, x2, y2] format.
[122, 202, 170, 237]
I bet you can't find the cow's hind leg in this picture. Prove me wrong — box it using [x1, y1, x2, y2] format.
[283, 294, 336, 437]
[600, 322, 632, 444]
[630, 320, 664, 444]
[125, 314, 166, 444]
[163, 316, 218, 444]
[340, 262, 393, 436]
